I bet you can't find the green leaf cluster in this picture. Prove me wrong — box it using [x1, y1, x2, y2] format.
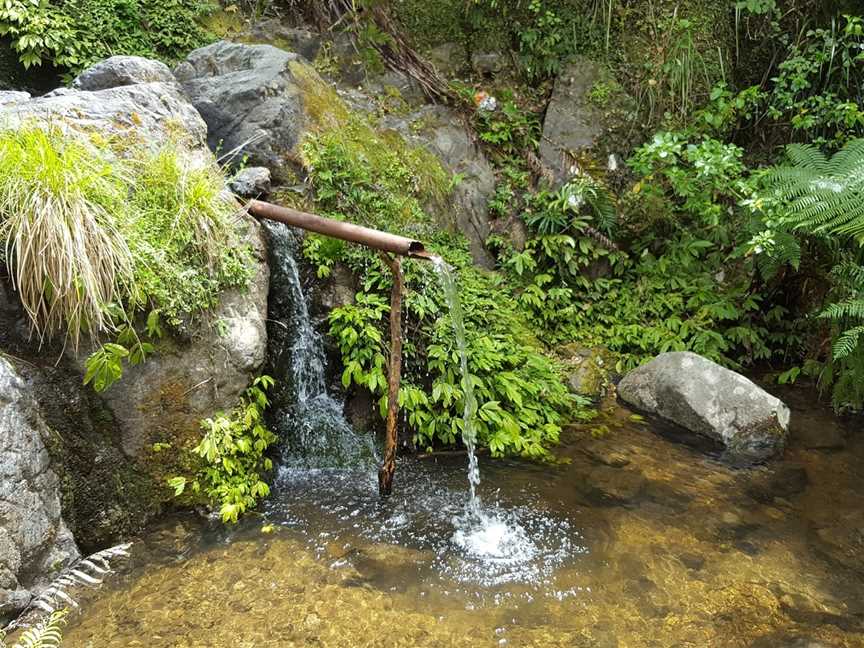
[0, 0, 217, 74]
[301, 116, 585, 459]
[169, 375, 277, 523]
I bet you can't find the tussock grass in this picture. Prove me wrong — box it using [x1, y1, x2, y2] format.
[0, 127, 134, 348]
[127, 147, 251, 326]
[0, 125, 252, 352]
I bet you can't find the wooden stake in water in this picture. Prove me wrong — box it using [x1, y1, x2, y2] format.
[378, 253, 404, 496]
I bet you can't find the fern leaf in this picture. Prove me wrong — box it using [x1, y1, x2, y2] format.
[832, 325, 864, 359]
[764, 138, 864, 243]
[11, 610, 67, 648]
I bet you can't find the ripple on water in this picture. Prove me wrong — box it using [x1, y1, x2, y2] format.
[268, 461, 586, 598]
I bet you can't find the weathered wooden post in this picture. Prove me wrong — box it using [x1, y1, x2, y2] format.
[378, 253, 404, 496]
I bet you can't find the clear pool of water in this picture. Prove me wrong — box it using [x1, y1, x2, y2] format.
[62, 386, 864, 647]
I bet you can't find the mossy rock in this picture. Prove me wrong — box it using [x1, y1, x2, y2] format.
[559, 344, 614, 401]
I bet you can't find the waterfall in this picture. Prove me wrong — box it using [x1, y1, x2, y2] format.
[263, 221, 375, 471]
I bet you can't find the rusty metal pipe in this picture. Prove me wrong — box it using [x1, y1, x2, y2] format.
[247, 199, 433, 260]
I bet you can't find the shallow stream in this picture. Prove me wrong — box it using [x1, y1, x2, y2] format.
[63, 386, 863, 647]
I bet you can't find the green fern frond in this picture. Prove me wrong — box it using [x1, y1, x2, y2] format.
[783, 142, 829, 172]
[831, 261, 864, 285]
[819, 298, 864, 322]
[12, 610, 67, 648]
[764, 138, 864, 244]
[832, 325, 864, 359]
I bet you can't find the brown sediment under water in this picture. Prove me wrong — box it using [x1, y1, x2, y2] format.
[63, 385, 863, 647]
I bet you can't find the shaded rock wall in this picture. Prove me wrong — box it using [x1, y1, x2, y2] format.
[0, 358, 79, 623]
[0, 56, 270, 587]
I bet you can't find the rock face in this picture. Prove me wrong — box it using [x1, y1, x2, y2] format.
[381, 105, 496, 268]
[72, 56, 175, 91]
[246, 19, 322, 61]
[0, 58, 270, 546]
[229, 166, 272, 198]
[177, 41, 496, 268]
[94, 222, 269, 457]
[174, 41, 318, 178]
[0, 80, 207, 151]
[617, 352, 790, 461]
[0, 358, 79, 622]
[0, 91, 30, 106]
[540, 58, 604, 183]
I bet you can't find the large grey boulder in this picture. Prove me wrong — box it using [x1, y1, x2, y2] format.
[0, 358, 79, 622]
[617, 352, 790, 461]
[0, 81, 207, 151]
[72, 56, 175, 91]
[174, 41, 317, 178]
[540, 58, 604, 184]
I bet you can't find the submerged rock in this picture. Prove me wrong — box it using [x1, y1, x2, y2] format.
[617, 352, 790, 461]
[0, 358, 79, 622]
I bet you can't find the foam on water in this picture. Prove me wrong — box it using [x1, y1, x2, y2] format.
[267, 462, 585, 595]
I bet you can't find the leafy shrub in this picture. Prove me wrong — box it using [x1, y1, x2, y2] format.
[301, 115, 585, 458]
[489, 128, 801, 372]
[756, 138, 864, 407]
[0, 125, 252, 390]
[0, 0, 216, 73]
[765, 14, 864, 149]
[169, 375, 277, 523]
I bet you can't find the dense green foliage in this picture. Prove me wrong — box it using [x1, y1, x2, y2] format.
[169, 375, 277, 523]
[756, 139, 864, 407]
[300, 115, 586, 458]
[489, 134, 792, 372]
[0, 0, 215, 73]
[0, 126, 252, 390]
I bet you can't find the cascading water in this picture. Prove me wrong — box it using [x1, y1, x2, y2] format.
[263, 221, 375, 470]
[262, 229, 579, 592]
